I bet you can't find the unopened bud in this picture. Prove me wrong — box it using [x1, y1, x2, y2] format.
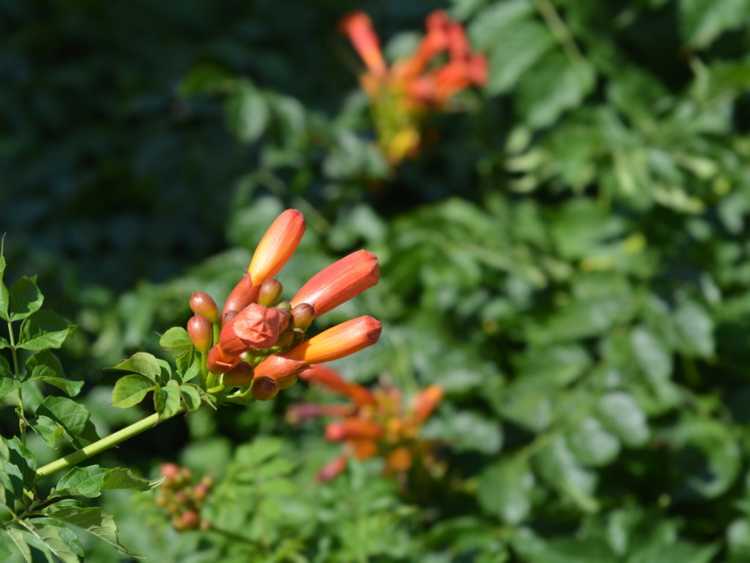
[317, 455, 349, 482]
[251, 376, 279, 400]
[222, 274, 258, 324]
[291, 303, 315, 331]
[180, 510, 200, 530]
[189, 292, 219, 323]
[258, 279, 283, 306]
[187, 315, 211, 353]
[160, 463, 181, 480]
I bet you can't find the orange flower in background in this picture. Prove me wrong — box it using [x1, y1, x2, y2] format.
[287, 365, 444, 482]
[340, 10, 487, 164]
[187, 208, 382, 402]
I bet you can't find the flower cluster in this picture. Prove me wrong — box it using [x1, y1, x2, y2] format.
[155, 463, 213, 532]
[287, 365, 444, 482]
[341, 10, 487, 163]
[187, 209, 382, 401]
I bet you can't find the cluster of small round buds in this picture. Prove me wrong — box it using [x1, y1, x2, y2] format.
[156, 463, 213, 532]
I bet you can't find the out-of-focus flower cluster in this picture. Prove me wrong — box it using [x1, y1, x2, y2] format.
[186, 209, 382, 402]
[155, 463, 213, 532]
[287, 365, 444, 482]
[341, 10, 487, 164]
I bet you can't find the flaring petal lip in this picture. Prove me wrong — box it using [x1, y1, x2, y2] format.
[285, 316, 382, 364]
[247, 209, 305, 286]
[291, 249, 379, 316]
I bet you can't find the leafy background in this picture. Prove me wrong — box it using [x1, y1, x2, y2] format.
[3, 0, 750, 560]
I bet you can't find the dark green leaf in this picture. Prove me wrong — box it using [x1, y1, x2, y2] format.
[112, 352, 161, 382]
[53, 465, 150, 498]
[180, 383, 202, 411]
[27, 350, 83, 397]
[8, 276, 44, 321]
[478, 457, 535, 524]
[154, 379, 181, 417]
[18, 311, 74, 351]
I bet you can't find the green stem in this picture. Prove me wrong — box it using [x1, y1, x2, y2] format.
[7, 321, 19, 375]
[35, 409, 181, 478]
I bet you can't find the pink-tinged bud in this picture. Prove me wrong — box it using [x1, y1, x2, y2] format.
[299, 364, 375, 406]
[160, 463, 181, 480]
[247, 209, 305, 286]
[222, 274, 258, 323]
[412, 385, 443, 423]
[179, 510, 200, 530]
[285, 316, 382, 364]
[251, 375, 278, 400]
[258, 279, 283, 306]
[325, 418, 382, 441]
[220, 304, 290, 354]
[291, 250, 379, 317]
[317, 455, 349, 482]
[207, 345, 240, 372]
[286, 403, 357, 424]
[292, 303, 315, 331]
[187, 315, 211, 353]
[426, 10, 451, 35]
[468, 54, 488, 86]
[189, 292, 219, 323]
[447, 22, 470, 60]
[223, 362, 252, 386]
[254, 354, 306, 389]
[340, 12, 386, 77]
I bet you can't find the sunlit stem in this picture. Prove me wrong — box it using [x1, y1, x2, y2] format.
[35, 408, 183, 478]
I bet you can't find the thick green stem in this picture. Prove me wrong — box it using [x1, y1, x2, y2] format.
[35, 409, 181, 478]
[7, 321, 19, 375]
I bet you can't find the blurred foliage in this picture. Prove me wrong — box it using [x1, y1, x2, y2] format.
[4, 0, 750, 561]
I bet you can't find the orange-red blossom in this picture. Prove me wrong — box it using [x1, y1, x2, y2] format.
[289, 364, 443, 481]
[340, 10, 487, 163]
[188, 208, 382, 401]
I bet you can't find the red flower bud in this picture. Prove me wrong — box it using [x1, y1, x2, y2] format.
[254, 354, 306, 390]
[223, 362, 252, 386]
[160, 463, 181, 480]
[286, 403, 357, 424]
[412, 385, 443, 423]
[285, 316, 382, 364]
[207, 345, 240, 373]
[258, 279, 283, 307]
[220, 303, 289, 354]
[187, 315, 211, 353]
[317, 454, 349, 482]
[247, 209, 305, 286]
[251, 375, 279, 400]
[189, 292, 219, 323]
[179, 510, 200, 530]
[291, 250, 379, 317]
[326, 418, 383, 441]
[340, 12, 386, 77]
[386, 447, 413, 472]
[222, 274, 258, 324]
[299, 364, 375, 406]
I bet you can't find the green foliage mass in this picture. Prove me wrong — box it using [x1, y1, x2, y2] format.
[3, 0, 750, 561]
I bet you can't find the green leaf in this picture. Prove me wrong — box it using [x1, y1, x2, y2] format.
[111, 374, 155, 408]
[45, 506, 130, 554]
[478, 457, 535, 524]
[180, 383, 202, 411]
[8, 276, 44, 321]
[0, 335, 9, 349]
[631, 326, 673, 382]
[160, 326, 194, 372]
[36, 396, 99, 447]
[154, 379, 181, 417]
[18, 311, 74, 351]
[566, 416, 620, 467]
[178, 63, 233, 96]
[112, 352, 162, 382]
[422, 410, 502, 454]
[0, 376, 15, 400]
[27, 350, 83, 397]
[535, 435, 598, 511]
[674, 301, 714, 358]
[0, 253, 9, 321]
[53, 465, 150, 498]
[680, 0, 750, 48]
[226, 81, 269, 143]
[4, 527, 31, 563]
[597, 392, 649, 447]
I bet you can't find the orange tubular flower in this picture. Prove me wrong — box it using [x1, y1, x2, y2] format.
[253, 354, 306, 389]
[223, 363, 253, 387]
[207, 344, 240, 372]
[326, 418, 383, 441]
[284, 316, 382, 364]
[340, 12, 386, 78]
[247, 209, 305, 286]
[412, 385, 443, 424]
[317, 455, 349, 482]
[219, 303, 289, 354]
[222, 274, 258, 323]
[299, 364, 375, 406]
[291, 249, 380, 317]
